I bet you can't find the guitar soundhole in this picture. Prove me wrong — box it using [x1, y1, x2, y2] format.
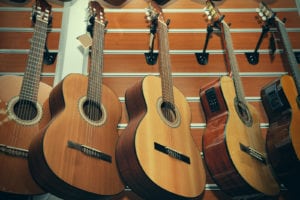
[13, 99, 37, 120]
[234, 99, 253, 127]
[83, 100, 102, 121]
[161, 101, 176, 123]
[157, 98, 181, 128]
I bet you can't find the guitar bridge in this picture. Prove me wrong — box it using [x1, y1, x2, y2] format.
[154, 142, 190, 164]
[0, 144, 28, 159]
[240, 143, 267, 165]
[67, 140, 112, 163]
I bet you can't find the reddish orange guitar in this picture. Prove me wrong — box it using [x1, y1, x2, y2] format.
[28, 1, 124, 199]
[258, 2, 300, 195]
[0, 0, 52, 196]
[116, 1, 206, 200]
[199, 0, 280, 198]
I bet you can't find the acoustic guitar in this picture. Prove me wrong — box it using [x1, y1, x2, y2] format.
[0, 0, 52, 196]
[0, 0, 51, 195]
[199, 0, 280, 198]
[115, 1, 206, 200]
[258, 2, 300, 194]
[28, 1, 124, 199]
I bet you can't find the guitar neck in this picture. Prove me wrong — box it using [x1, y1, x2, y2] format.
[157, 19, 174, 105]
[19, 18, 48, 102]
[221, 20, 246, 104]
[276, 18, 300, 94]
[87, 21, 106, 104]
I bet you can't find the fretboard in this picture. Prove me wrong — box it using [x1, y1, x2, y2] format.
[87, 21, 105, 104]
[221, 20, 246, 104]
[276, 19, 300, 95]
[19, 18, 48, 103]
[157, 19, 174, 105]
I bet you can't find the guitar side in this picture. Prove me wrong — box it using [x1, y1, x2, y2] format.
[116, 75, 205, 200]
[261, 75, 300, 192]
[201, 76, 280, 197]
[28, 73, 124, 199]
[0, 75, 51, 195]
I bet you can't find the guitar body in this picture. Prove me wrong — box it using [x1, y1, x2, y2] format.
[116, 75, 205, 200]
[200, 76, 280, 197]
[0, 75, 51, 195]
[261, 74, 300, 192]
[28, 73, 124, 200]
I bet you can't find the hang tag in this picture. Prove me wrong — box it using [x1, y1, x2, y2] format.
[77, 33, 92, 49]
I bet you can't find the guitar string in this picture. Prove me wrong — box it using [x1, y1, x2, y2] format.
[222, 20, 263, 158]
[12, 15, 48, 150]
[158, 19, 175, 123]
[276, 19, 300, 94]
[157, 17, 175, 148]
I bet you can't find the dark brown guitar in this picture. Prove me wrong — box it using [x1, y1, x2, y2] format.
[28, 1, 124, 199]
[115, 2, 206, 200]
[0, 0, 52, 196]
[258, 2, 300, 194]
[199, 0, 280, 198]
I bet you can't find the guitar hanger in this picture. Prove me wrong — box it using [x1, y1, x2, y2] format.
[195, 10, 225, 65]
[245, 7, 300, 65]
[144, 9, 159, 65]
[43, 44, 57, 65]
[245, 23, 271, 65]
[195, 24, 214, 65]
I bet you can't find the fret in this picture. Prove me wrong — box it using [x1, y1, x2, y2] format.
[19, 18, 49, 103]
[157, 20, 174, 105]
[276, 19, 300, 94]
[221, 20, 246, 104]
[87, 20, 105, 105]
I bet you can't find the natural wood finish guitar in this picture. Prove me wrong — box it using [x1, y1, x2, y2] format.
[258, 2, 300, 194]
[116, 2, 206, 200]
[0, 0, 52, 196]
[28, 1, 124, 199]
[199, 0, 280, 198]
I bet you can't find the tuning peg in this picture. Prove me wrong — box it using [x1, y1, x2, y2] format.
[262, 16, 267, 21]
[207, 15, 212, 20]
[204, 9, 210, 16]
[145, 9, 151, 16]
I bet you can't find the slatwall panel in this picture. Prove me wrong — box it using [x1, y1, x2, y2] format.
[0, 0, 299, 199]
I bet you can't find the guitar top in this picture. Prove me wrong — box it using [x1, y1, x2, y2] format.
[0, 0, 52, 195]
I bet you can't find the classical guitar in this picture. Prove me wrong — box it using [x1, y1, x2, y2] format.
[0, 0, 52, 196]
[28, 1, 124, 199]
[199, 0, 280, 198]
[115, 2, 206, 200]
[258, 2, 300, 194]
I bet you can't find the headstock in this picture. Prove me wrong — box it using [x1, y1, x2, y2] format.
[145, 1, 165, 24]
[203, 0, 224, 24]
[256, 2, 276, 23]
[88, 1, 106, 25]
[87, 1, 106, 37]
[32, 0, 52, 25]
